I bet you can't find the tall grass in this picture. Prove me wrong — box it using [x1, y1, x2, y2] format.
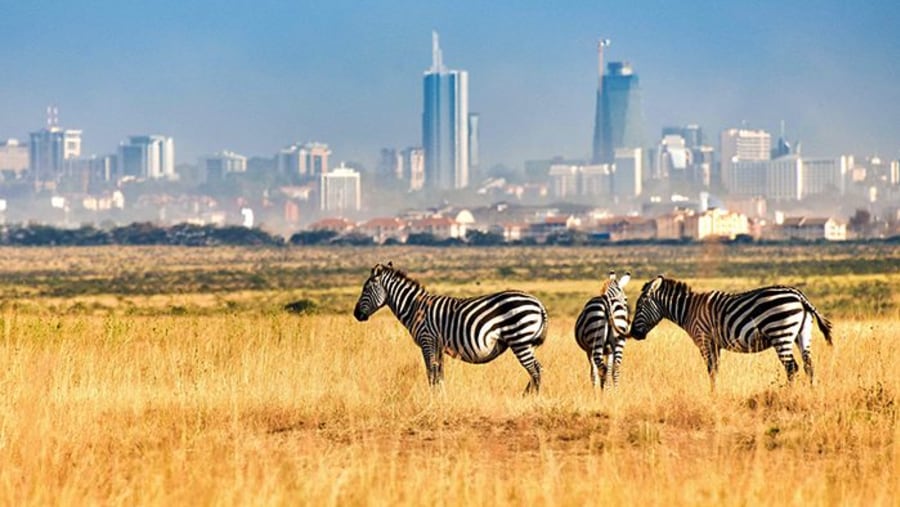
[0, 311, 896, 505]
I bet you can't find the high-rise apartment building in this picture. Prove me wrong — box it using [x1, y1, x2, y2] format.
[402, 147, 425, 191]
[118, 135, 175, 180]
[720, 128, 771, 191]
[0, 139, 29, 178]
[276, 142, 331, 178]
[468, 113, 479, 175]
[613, 147, 643, 197]
[201, 150, 247, 181]
[29, 109, 82, 185]
[422, 31, 469, 190]
[592, 42, 644, 164]
[319, 163, 361, 212]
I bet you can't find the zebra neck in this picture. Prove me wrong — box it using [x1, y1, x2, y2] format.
[664, 288, 697, 329]
[384, 276, 428, 328]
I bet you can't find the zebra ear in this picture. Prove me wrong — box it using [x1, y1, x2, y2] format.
[618, 272, 631, 288]
[608, 270, 616, 280]
[387, 261, 393, 269]
[647, 276, 663, 293]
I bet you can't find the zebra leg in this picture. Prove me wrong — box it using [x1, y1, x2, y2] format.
[774, 345, 799, 383]
[512, 344, 542, 394]
[797, 313, 815, 384]
[801, 349, 814, 384]
[588, 353, 601, 388]
[418, 335, 443, 387]
[591, 344, 607, 390]
[608, 350, 620, 388]
[699, 342, 719, 392]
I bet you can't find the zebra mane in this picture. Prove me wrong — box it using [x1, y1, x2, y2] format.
[599, 278, 614, 294]
[382, 264, 425, 291]
[645, 276, 692, 296]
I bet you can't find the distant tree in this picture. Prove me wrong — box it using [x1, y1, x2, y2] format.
[466, 229, 506, 246]
[849, 209, 872, 237]
[405, 232, 441, 246]
[111, 222, 168, 245]
[289, 230, 339, 246]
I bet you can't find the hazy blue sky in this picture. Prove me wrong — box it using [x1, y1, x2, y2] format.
[2, 1, 898, 170]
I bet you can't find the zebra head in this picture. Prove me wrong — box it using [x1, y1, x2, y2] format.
[629, 275, 665, 340]
[353, 262, 392, 321]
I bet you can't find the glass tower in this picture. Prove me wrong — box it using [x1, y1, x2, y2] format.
[592, 62, 644, 164]
[422, 31, 469, 190]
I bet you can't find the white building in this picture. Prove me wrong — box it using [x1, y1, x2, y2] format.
[731, 155, 803, 201]
[613, 147, 643, 197]
[30, 127, 82, 184]
[548, 164, 580, 199]
[802, 156, 851, 196]
[720, 128, 771, 191]
[276, 142, 331, 178]
[201, 150, 248, 181]
[319, 163, 361, 212]
[0, 139, 29, 178]
[118, 135, 175, 180]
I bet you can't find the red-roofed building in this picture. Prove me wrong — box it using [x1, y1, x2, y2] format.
[308, 217, 356, 233]
[407, 216, 465, 239]
[358, 217, 407, 243]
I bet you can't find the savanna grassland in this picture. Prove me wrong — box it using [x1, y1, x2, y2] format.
[0, 243, 898, 506]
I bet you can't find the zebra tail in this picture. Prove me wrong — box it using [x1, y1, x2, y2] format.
[801, 294, 833, 346]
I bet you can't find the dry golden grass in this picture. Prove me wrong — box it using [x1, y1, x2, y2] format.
[0, 244, 897, 505]
[0, 310, 897, 506]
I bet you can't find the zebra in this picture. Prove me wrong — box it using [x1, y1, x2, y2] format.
[629, 275, 833, 389]
[352, 262, 549, 394]
[574, 271, 631, 389]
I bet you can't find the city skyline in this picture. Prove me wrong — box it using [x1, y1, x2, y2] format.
[1, 1, 899, 170]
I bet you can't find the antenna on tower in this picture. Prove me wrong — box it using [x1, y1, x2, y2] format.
[431, 31, 444, 72]
[46, 105, 59, 129]
[597, 38, 611, 84]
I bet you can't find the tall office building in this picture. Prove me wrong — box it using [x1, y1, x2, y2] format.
[0, 139, 29, 178]
[613, 147, 643, 197]
[201, 150, 248, 181]
[118, 135, 175, 180]
[402, 147, 425, 191]
[29, 107, 82, 185]
[320, 163, 361, 212]
[720, 128, 771, 191]
[592, 41, 644, 164]
[276, 142, 331, 178]
[468, 113, 480, 175]
[422, 31, 469, 190]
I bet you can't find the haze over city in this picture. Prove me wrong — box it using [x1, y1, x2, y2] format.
[3, 0, 899, 169]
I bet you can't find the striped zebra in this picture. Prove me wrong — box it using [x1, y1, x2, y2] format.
[353, 262, 549, 393]
[629, 276, 833, 388]
[574, 271, 631, 389]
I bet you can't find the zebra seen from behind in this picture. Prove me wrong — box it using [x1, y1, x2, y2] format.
[353, 262, 549, 394]
[574, 271, 631, 389]
[629, 276, 833, 389]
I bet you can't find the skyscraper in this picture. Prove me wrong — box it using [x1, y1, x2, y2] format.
[592, 41, 644, 164]
[29, 107, 82, 185]
[422, 31, 469, 190]
[720, 128, 771, 191]
[320, 163, 361, 213]
[118, 135, 175, 180]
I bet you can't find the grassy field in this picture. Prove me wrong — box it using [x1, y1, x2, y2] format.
[0, 244, 897, 505]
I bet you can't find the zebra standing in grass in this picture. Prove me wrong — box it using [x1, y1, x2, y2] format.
[629, 275, 833, 389]
[574, 271, 631, 389]
[353, 262, 549, 394]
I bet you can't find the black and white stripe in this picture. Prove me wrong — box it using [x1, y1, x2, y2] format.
[353, 262, 549, 393]
[629, 276, 834, 388]
[574, 271, 631, 389]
